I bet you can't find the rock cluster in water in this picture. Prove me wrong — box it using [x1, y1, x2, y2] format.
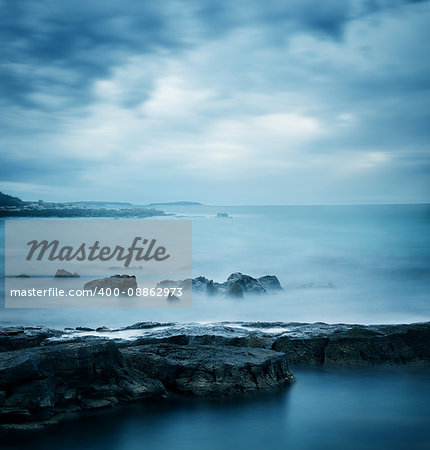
[54, 269, 80, 278]
[158, 273, 283, 297]
[83, 275, 137, 293]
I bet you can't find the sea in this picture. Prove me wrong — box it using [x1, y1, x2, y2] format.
[1, 204, 430, 449]
[1, 203, 429, 326]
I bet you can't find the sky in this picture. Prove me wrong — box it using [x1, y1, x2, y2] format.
[0, 0, 429, 205]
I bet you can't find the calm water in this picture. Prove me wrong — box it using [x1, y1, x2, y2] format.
[1, 204, 429, 326]
[1, 205, 430, 449]
[3, 368, 430, 450]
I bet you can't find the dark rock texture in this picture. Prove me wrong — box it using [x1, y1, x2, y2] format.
[161, 273, 283, 297]
[0, 341, 165, 429]
[258, 275, 283, 291]
[120, 321, 430, 367]
[1, 321, 429, 430]
[54, 269, 79, 278]
[83, 275, 137, 293]
[276, 323, 430, 367]
[0, 327, 62, 353]
[122, 344, 294, 396]
[0, 326, 294, 429]
[224, 273, 267, 297]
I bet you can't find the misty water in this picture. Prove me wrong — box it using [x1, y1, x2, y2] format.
[1, 205, 429, 449]
[1, 204, 429, 326]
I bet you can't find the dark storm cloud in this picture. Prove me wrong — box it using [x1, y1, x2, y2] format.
[0, 0, 178, 108]
[1, 0, 421, 109]
[0, 0, 429, 203]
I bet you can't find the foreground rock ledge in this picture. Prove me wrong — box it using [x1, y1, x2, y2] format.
[0, 339, 293, 430]
[1, 321, 429, 430]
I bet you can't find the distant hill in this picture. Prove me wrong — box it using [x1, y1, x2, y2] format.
[146, 201, 203, 206]
[0, 192, 25, 207]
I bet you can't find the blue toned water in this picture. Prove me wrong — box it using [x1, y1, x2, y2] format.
[4, 368, 430, 450]
[1, 205, 430, 449]
[1, 204, 429, 326]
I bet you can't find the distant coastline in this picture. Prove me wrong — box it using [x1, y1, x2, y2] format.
[0, 192, 166, 218]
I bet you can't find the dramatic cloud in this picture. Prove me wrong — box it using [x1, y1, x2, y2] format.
[0, 0, 429, 203]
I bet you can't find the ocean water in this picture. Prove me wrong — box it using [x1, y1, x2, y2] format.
[0, 204, 429, 327]
[1, 205, 430, 449]
[4, 367, 430, 450]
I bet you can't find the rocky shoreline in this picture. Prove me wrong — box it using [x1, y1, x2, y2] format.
[1, 321, 429, 430]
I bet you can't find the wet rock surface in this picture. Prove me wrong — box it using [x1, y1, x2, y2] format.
[0, 324, 295, 430]
[0, 327, 62, 353]
[1, 321, 429, 430]
[122, 344, 293, 396]
[0, 341, 165, 430]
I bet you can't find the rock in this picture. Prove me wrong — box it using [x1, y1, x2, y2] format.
[258, 275, 283, 291]
[172, 273, 274, 297]
[270, 323, 430, 367]
[191, 276, 211, 293]
[0, 337, 294, 429]
[0, 327, 62, 353]
[118, 321, 430, 368]
[130, 335, 190, 346]
[272, 337, 330, 365]
[16, 274, 30, 278]
[122, 344, 294, 396]
[84, 275, 137, 294]
[2, 321, 429, 430]
[75, 327, 95, 332]
[156, 279, 192, 290]
[167, 293, 180, 302]
[206, 279, 219, 296]
[0, 341, 165, 428]
[54, 269, 79, 278]
[124, 322, 175, 330]
[227, 280, 244, 297]
[225, 273, 266, 295]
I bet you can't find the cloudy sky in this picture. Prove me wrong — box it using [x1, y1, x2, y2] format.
[0, 0, 429, 204]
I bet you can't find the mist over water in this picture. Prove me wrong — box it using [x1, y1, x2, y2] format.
[1, 206, 430, 450]
[1, 204, 429, 327]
